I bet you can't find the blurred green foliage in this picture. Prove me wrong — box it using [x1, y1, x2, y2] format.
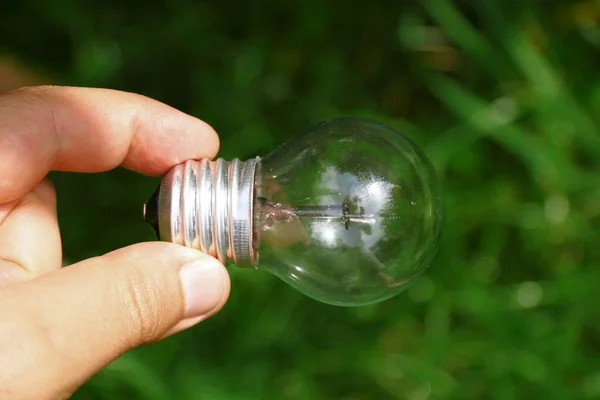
[2, 0, 600, 398]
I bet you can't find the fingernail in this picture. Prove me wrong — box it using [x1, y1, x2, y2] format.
[179, 257, 227, 318]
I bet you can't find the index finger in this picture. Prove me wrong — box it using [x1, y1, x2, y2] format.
[0, 86, 220, 203]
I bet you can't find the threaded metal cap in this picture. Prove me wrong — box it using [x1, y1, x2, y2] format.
[143, 157, 260, 267]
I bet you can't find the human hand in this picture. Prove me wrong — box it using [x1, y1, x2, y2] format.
[0, 86, 231, 399]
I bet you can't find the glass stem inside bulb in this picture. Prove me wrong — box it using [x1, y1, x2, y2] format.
[254, 197, 376, 230]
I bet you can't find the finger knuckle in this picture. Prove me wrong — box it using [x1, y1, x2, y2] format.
[115, 266, 165, 346]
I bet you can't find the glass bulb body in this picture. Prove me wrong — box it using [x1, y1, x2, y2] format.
[252, 118, 443, 306]
[143, 117, 443, 306]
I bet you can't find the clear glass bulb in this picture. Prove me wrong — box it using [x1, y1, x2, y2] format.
[251, 118, 443, 306]
[143, 117, 444, 306]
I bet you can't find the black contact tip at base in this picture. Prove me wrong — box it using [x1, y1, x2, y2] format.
[143, 184, 161, 240]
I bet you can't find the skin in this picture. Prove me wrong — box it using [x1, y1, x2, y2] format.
[0, 86, 231, 399]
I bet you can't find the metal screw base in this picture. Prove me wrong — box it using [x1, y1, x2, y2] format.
[144, 157, 260, 267]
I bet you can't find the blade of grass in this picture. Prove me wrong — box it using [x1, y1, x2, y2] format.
[425, 72, 584, 192]
[502, 30, 600, 156]
[422, 0, 510, 78]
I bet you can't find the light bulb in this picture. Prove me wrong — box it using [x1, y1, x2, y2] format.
[143, 117, 444, 306]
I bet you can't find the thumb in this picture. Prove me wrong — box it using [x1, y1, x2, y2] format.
[0, 242, 230, 400]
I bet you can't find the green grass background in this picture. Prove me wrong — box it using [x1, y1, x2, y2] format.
[2, 0, 600, 398]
